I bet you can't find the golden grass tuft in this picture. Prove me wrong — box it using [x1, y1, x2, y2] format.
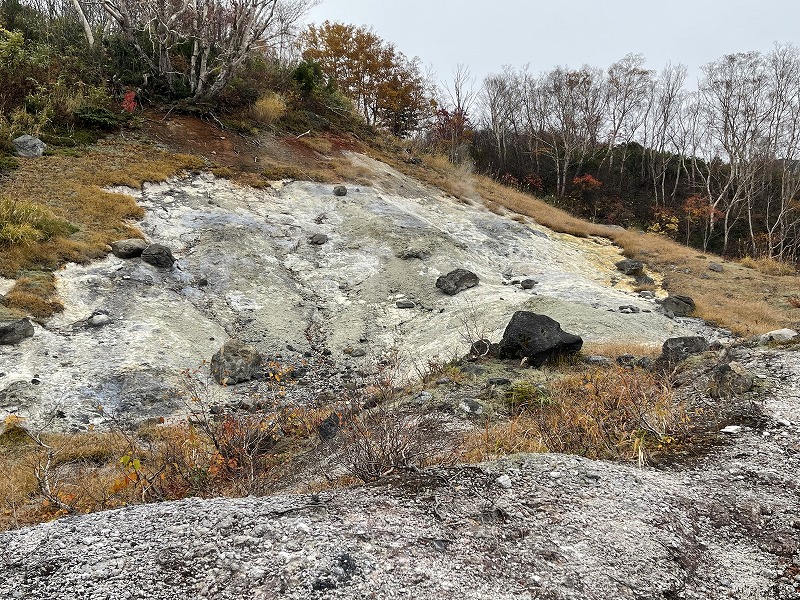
[250, 92, 287, 126]
[465, 366, 682, 465]
[740, 255, 797, 276]
[0, 141, 201, 315]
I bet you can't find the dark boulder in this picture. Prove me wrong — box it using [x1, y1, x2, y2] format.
[309, 233, 328, 245]
[661, 295, 695, 317]
[436, 269, 479, 295]
[497, 312, 583, 367]
[111, 238, 148, 259]
[615, 259, 644, 276]
[333, 185, 348, 197]
[520, 279, 537, 290]
[0, 318, 34, 345]
[211, 340, 263, 385]
[141, 244, 175, 268]
[660, 336, 708, 365]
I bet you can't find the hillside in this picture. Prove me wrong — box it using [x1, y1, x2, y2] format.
[0, 118, 799, 599]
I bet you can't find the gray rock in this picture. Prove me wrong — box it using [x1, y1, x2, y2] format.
[639, 291, 655, 299]
[660, 336, 708, 365]
[210, 340, 263, 385]
[111, 238, 148, 259]
[585, 355, 612, 366]
[487, 377, 512, 386]
[759, 329, 798, 344]
[708, 361, 754, 399]
[395, 300, 416, 309]
[495, 474, 513, 489]
[615, 259, 644, 276]
[436, 269, 479, 295]
[0, 318, 34, 345]
[350, 348, 367, 358]
[709, 262, 724, 273]
[497, 311, 583, 367]
[88, 313, 111, 327]
[619, 305, 640, 314]
[720, 425, 742, 434]
[309, 233, 328, 245]
[318, 412, 340, 441]
[616, 353, 636, 367]
[520, 279, 537, 290]
[141, 244, 175, 268]
[333, 185, 348, 197]
[12, 135, 46, 157]
[661, 295, 695, 317]
[459, 399, 484, 415]
[396, 247, 431, 260]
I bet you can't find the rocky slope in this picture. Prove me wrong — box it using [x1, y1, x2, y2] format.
[1, 154, 704, 430]
[0, 344, 798, 600]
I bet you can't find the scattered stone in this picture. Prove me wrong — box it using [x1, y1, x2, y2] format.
[469, 338, 496, 357]
[349, 348, 367, 358]
[436, 269, 479, 295]
[141, 244, 175, 268]
[396, 247, 431, 260]
[395, 300, 416, 309]
[460, 364, 486, 376]
[585, 355, 612, 366]
[210, 339, 263, 385]
[661, 295, 695, 317]
[635, 275, 655, 286]
[317, 412, 340, 441]
[111, 238, 148, 259]
[459, 399, 484, 415]
[618, 305, 640, 314]
[709, 262, 724, 273]
[639, 291, 655, 299]
[0, 318, 34, 345]
[660, 336, 708, 365]
[636, 356, 653, 369]
[414, 391, 433, 403]
[721, 425, 743, 434]
[309, 233, 328, 245]
[487, 377, 512, 386]
[759, 329, 798, 344]
[615, 259, 644, 276]
[88, 313, 111, 327]
[333, 185, 348, 197]
[616, 353, 636, 367]
[12, 135, 46, 157]
[520, 279, 537, 290]
[708, 362, 754, 399]
[497, 311, 583, 367]
[436, 377, 452, 385]
[495, 474, 513, 489]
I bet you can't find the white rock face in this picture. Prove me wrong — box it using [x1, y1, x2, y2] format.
[759, 328, 798, 344]
[0, 157, 701, 429]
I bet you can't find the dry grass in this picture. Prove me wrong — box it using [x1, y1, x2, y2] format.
[0, 401, 335, 531]
[2, 271, 62, 318]
[0, 141, 201, 316]
[368, 145, 800, 336]
[739, 255, 797, 276]
[582, 341, 662, 358]
[250, 93, 287, 126]
[464, 366, 683, 465]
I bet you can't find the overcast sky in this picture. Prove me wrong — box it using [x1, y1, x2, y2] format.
[304, 0, 800, 90]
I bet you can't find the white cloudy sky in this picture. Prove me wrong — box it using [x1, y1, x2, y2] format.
[304, 0, 800, 87]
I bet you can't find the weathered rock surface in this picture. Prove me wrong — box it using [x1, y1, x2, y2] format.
[497, 311, 583, 367]
[615, 258, 643, 275]
[210, 339, 262, 385]
[759, 328, 798, 344]
[660, 335, 709, 365]
[0, 318, 34, 345]
[140, 243, 175, 268]
[111, 238, 148, 258]
[436, 268, 479, 295]
[333, 185, 348, 196]
[0, 159, 705, 429]
[662, 294, 696, 317]
[4, 342, 800, 600]
[12, 134, 45, 157]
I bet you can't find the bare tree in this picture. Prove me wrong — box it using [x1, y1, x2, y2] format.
[100, 0, 318, 99]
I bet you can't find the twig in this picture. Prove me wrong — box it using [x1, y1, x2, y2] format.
[161, 105, 175, 121]
[296, 130, 311, 139]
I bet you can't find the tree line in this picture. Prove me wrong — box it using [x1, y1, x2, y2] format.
[2, 3, 800, 261]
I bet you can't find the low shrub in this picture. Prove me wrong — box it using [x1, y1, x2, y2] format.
[739, 255, 796, 276]
[250, 92, 287, 126]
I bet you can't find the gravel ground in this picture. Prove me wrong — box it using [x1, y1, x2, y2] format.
[1, 347, 798, 600]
